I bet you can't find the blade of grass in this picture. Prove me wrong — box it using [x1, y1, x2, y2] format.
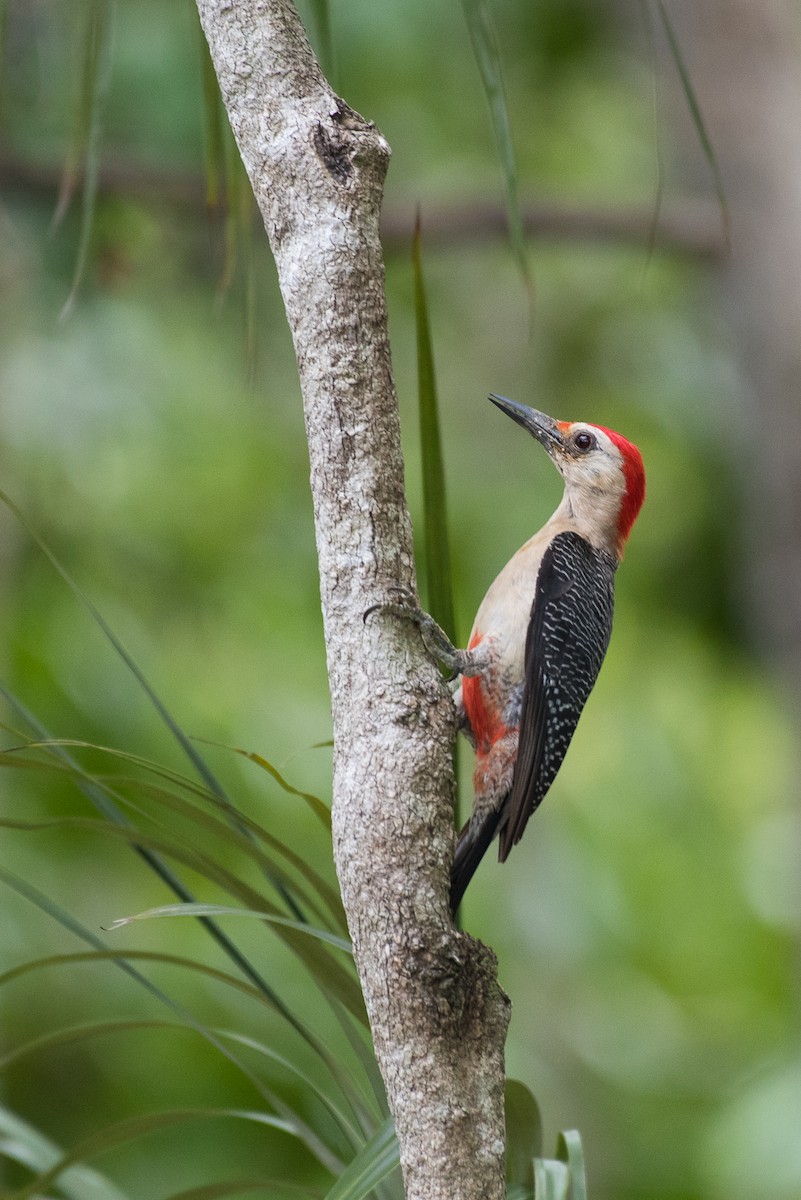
[198, 22, 225, 209]
[329, 1001, 389, 1124]
[0, 875, 343, 1175]
[0, 1018, 181, 1073]
[505, 1079, 542, 1190]
[306, 0, 337, 84]
[0, 865, 352, 1169]
[410, 216, 463, 933]
[0, 1103, 130, 1200]
[10, 1109, 306, 1200]
[532, 1158, 569, 1200]
[15, 740, 344, 930]
[0, 690, 315, 996]
[0, 949, 292, 1009]
[0, 0, 9, 107]
[324, 1116, 400, 1200]
[54, 0, 109, 225]
[218, 114, 244, 299]
[412, 214, 456, 643]
[0, 496, 233, 809]
[638, 0, 665, 278]
[106, 903, 352, 954]
[203, 739, 333, 831]
[59, 0, 115, 319]
[2, 741, 370, 1121]
[0, 812, 366, 1023]
[460, 0, 531, 294]
[165, 1180, 321, 1200]
[0, 744, 373, 1114]
[116, 772, 343, 930]
[220, 1028, 368, 1147]
[2, 727, 333, 867]
[555, 1130, 587, 1200]
[653, 0, 730, 249]
[0, 1017, 364, 1155]
[0, 493, 307, 923]
[0, 950, 375, 1148]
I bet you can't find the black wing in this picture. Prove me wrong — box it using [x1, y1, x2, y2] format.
[498, 531, 616, 861]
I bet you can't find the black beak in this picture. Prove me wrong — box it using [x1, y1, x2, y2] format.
[488, 394, 564, 453]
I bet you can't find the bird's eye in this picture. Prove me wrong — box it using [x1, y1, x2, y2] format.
[573, 430, 596, 452]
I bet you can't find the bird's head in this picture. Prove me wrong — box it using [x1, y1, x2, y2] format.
[489, 393, 646, 557]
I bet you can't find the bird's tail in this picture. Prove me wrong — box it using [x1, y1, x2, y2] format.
[450, 807, 503, 915]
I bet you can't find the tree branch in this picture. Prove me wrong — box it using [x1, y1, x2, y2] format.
[193, 2, 510, 1197]
[0, 152, 726, 258]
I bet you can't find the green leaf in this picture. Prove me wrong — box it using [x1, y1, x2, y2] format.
[54, 742, 344, 929]
[198, 23, 225, 209]
[0, 703, 309, 1008]
[532, 1158, 570, 1200]
[0, 1102, 129, 1200]
[240, 171, 259, 384]
[216, 1028, 367, 1149]
[0, 1018, 174, 1074]
[306, 0, 337, 84]
[0, 949, 288, 1011]
[324, 1117, 400, 1200]
[218, 115, 260, 377]
[412, 215, 456, 643]
[58, 0, 115, 318]
[203, 738, 333, 831]
[653, 0, 729, 249]
[10, 1109, 302, 1200]
[505, 1078, 542, 1188]
[165, 1181, 321, 1200]
[0, 0, 10, 105]
[0, 494, 232, 817]
[0, 495, 309, 925]
[0, 1015, 364, 1159]
[0, 867, 348, 1172]
[460, 0, 530, 291]
[637, 0, 666, 275]
[330, 1003, 390, 1125]
[4, 1017, 341, 1176]
[197, 24, 263, 377]
[555, 1130, 587, 1200]
[0, 812, 366, 1024]
[0, 725, 342, 934]
[106, 903, 352, 954]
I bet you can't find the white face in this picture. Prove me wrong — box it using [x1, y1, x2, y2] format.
[550, 423, 627, 537]
[552, 422, 624, 489]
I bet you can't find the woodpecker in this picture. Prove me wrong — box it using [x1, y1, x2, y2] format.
[378, 395, 646, 914]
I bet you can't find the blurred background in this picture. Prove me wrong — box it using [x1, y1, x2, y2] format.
[1, 0, 800, 1197]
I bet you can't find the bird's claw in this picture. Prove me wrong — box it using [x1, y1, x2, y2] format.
[364, 588, 473, 681]
[363, 585, 420, 625]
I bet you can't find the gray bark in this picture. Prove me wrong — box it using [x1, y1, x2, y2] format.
[193, 2, 510, 1198]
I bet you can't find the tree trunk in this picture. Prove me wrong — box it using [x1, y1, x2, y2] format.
[194, 3, 510, 1197]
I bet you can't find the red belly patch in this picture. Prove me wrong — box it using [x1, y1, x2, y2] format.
[462, 673, 507, 755]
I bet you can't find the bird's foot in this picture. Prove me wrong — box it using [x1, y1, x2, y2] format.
[364, 587, 476, 680]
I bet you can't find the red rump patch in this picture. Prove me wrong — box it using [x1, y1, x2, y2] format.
[463, 632, 507, 753]
[591, 424, 646, 546]
[463, 675, 507, 755]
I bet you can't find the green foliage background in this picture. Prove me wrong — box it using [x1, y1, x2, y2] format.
[1, 1, 800, 1198]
